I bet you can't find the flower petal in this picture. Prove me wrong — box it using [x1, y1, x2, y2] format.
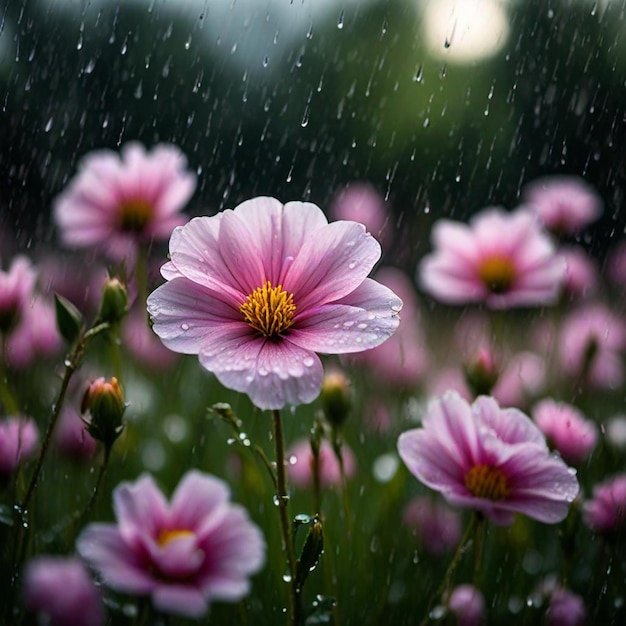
[152, 584, 208, 618]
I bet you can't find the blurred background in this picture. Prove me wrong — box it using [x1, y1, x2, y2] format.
[1, 0, 625, 270]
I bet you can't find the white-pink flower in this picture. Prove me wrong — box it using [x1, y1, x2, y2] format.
[523, 175, 602, 235]
[77, 470, 265, 618]
[0, 415, 39, 476]
[397, 392, 579, 525]
[54, 142, 196, 262]
[0, 256, 37, 335]
[147, 197, 402, 410]
[419, 207, 564, 308]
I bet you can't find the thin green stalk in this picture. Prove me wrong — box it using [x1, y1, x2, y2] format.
[332, 436, 353, 535]
[472, 515, 487, 586]
[272, 409, 301, 626]
[75, 444, 112, 532]
[0, 339, 19, 414]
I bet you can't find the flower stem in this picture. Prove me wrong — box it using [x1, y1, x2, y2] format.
[331, 433, 352, 535]
[272, 409, 301, 626]
[0, 339, 19, 414]
[75, 443, 112, 531]
[420, 513, 478, 626]
[472, 515, 487, 586]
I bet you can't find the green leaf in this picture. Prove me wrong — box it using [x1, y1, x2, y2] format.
[54, 293, 83, 343]
[295, 516, 324, 592]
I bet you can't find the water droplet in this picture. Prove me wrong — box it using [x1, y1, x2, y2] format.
[282, 573, 292, 583]
[413, 65, 423, 83]
[303, 356, 315, 367]
[180, 323, 189, 331]
[337, 10, 345, 29]
[44, 117, 53, 132]
[348, 261, 356, 269]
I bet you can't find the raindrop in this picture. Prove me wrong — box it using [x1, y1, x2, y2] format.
[184, 35, 192, 50]
[44, 117, 53, 132]
[337, 9, 345, 29]
[180, 323, 189, 331]
[413, 65, 423, 83]
[282, 573, 292, 583]
[134, 81, 143, 99]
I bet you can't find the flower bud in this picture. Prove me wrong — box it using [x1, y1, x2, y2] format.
[320, 370, 351, 427]
[464, 348, 499, 397]
[97, 277, 128, 325]
[81, 377, 125, 449]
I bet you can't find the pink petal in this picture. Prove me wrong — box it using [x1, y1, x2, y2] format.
[149, 534, 205, 579]
[152, 584, 208, 618]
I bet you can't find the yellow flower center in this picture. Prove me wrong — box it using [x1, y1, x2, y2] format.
[464, 464, 510, 501]
[156, 528, 195, 547]
[118, 199, 154, 233]
[478, 256, 516, 294]
[240, 281, 296, 338]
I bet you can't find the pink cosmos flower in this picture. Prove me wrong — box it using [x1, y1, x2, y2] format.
[0, 416, 39, 476]
[419, 207, 564, 308]
[54, 406, 97, 462]
[54, 142, 196, 262]
[448, 584, 485, 626]
[23, 556, 104, 626]
[122, 309, 179, 371]
[348, 267, 428, 390]
[0, 256, 37, 335]
[147, 197, 402, 410]
[492, 351, 546, 408]
[397, 392, 579, 525]
[582, 473, 626, 534]
[287, 438, 356, 489]
[558, 304, 626, 389]
[532, 399, 598, 463]
[523, 176, 602, 235]
[546, 588, 587, 626]
[559, 246, 599, 300]
[402, 495, 462, 555]
[77, 470, 265, 618]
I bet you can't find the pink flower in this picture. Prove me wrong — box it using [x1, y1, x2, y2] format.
[349, 267, 428, 389]
[559, 246, 599, 300]
[0, 416, 38, 476]
[532, 399, 598, 463]
[402, 495, 462, 555]
[54, 407, 97, 462]
[583, 473, 626, 534]
[419, 207, 564, 308]
[546, 588, 587, 626]
[147, 197, 402, 410]
[523, 176, 602, 235]
[0, 256, 37, 335]
[448, 584, 485, 626]
[54, 142, 196, 262]
[329, 182, 391, 246]
[287, 438, 356, 489]
[492, 351, 546, 408]
[122, 310, 179, 371]
[77, 470, 265, 618]
[558, 304, 626, 389]
[397, 392, 579, 525]
[23, 556, 104, 626]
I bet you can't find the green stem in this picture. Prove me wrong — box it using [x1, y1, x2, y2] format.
[332, 434, 352, 535]
[76, 444, 112, 530]
[272, 409, 300, 626]
[472, 515, 487, 586]
[0, 339, 19, 414]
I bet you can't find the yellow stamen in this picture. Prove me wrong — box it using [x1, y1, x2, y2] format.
[478, 256, 516, 294]
[465, 464, 510, 501]
[157, 529, 195, 547]
[240, 281, 296, 338]
[118, 199, 153, 233]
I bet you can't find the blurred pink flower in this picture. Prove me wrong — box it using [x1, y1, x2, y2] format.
[287, 438, 356, 489]
[419, 208, 564, 308]
[606, 240, 626, 287]
[448, 584, 485, 626]
[54, 407, 97, 462]
[559, 246, 599, 300]
[402, 495, 462, 555]
[583, 473, 626, 534]
[349, 267, 428, 389]
[492, 351, 546, 408]
[122, 310, 179, 371]
[523, 176, 602, 235]
[546, 587, 587, 626]
[0, 416, 39, 476]
[558, 304, 626, 389]
[532, 399, 598, 463]
[397, 392, 579, 525]
[0, 256, 37, 335]
[329, 182, 390, 246]
[77, 470, 265, 618]
[148, 197, 402, 410]
[5, 297, 63, 368]
[23, 556, 104, 626]
[54, 142, 196, 262]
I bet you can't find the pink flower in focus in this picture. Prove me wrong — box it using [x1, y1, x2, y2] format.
[329, 182, 390, 246]
[397, 392, 579, 525]
[448, 584, 485, 626]
[349, 267, 428, 389]
[402, 495, 462, 555]
[532, 399, 598, 463]
[546, 587, 587, 626]
[77, 470, 265, 618]
[54, 142, 196, 262]
[23, 556, 104, 626]
[419, 208, 564, 308]
[583, 473, 626, 534]
[147, 197, 402, 410]
[54, 407, 97, 462]
[0, 416, 38, 476]
[558, 304, 626, 389]
[523, 176, 602, 235]
[0, 256, 36, 334]
[287, 438, 356, 489]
